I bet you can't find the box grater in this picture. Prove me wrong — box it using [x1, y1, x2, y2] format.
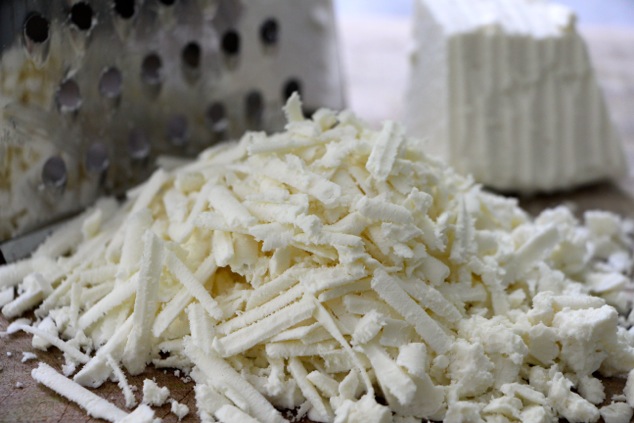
[0, 0, 345, 245]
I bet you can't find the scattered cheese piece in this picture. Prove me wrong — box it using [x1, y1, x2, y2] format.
[21, 351, 37, 362]
[122, 231, 165, 375]
[116, 404, 156, 423]
[214, 296, 315, 357]
[0, 288, 15, 308]
[15, 324, 90, 364]
[600, 402, 634, 423]
[31, 362, 131, 422]
[289, 357, 334, 422]
[142, 379, 170, 407]
[215, 404, 261, 423]
[106, 355, 137, 409]
[624, 369, 634, 407]
[366, 121, 405, 182]
[170, 399, 190, 421]
[371, 268, 451, 354]
[333, 394, 391, 423]
[185, 341, 286, 423]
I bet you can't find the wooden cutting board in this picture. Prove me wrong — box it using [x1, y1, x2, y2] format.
[1, 23, 634, 423]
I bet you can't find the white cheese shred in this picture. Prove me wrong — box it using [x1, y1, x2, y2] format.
[31, 362, 132, 422]
[215, 404, 261, 423]
[214, 296, 315, 357]
[288, 357, 334, 422]
[186, 342, 287, 423]
[16, 324, 90, 364]
[371, 268, 451, 354]
[122, 231, 165, 375]
[106, 355, 137, 409]
[166, 252, 223, 320]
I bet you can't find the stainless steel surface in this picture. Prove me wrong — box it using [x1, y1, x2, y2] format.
[0, 213, 72, 264]
[1, 1, 49, 53]
[0, 0, 344, 241]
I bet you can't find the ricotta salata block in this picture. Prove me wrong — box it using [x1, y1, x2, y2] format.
[406, 0, 628, 192]
[2, 95, 634, 423]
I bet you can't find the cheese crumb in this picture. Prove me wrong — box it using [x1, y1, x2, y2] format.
[21, 352, 37, 363]
[170, 399, 190, 421]
[600, 402, 633, 423]
[142, 379, 170, 407]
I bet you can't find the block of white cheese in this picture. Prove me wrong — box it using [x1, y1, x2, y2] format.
[406, 0, 627, 192]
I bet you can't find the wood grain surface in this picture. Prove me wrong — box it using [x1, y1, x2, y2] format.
[1, 23, 634, 423]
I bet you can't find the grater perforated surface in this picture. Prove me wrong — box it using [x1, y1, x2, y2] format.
[0, 0, 345, 241]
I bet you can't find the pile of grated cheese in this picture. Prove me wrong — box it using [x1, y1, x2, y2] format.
[2, 94, 634, 423]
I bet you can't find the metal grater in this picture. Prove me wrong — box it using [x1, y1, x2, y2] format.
[0, 0, 345, 244]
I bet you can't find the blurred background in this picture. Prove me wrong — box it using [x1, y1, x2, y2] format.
[335, 0, 634, 27]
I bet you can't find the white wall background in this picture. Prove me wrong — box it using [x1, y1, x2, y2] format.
[335, 0, 634, 27]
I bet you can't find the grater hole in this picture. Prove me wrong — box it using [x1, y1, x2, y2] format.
[128, 129, 150, 160]
[167, 115, 188, 146]
[283, 78, 302, 101]
[42, 156, 67, 189]
[221, 30, 240, 55]
[85, 143, 110, 174]
[206, 102, 228, 133]
[245, 91, 264, 128]
[56, 79, 82, 112]
[260, 18, 279, 46]
[141, 54, 163, 86]
[70, 2, 94, 31]
[159, 0, 176, 5]
[99, 67, 123, 99]
[24, 13, 50, 44]
[113, 0, 135, 19]
[182, 42, 201, 69]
